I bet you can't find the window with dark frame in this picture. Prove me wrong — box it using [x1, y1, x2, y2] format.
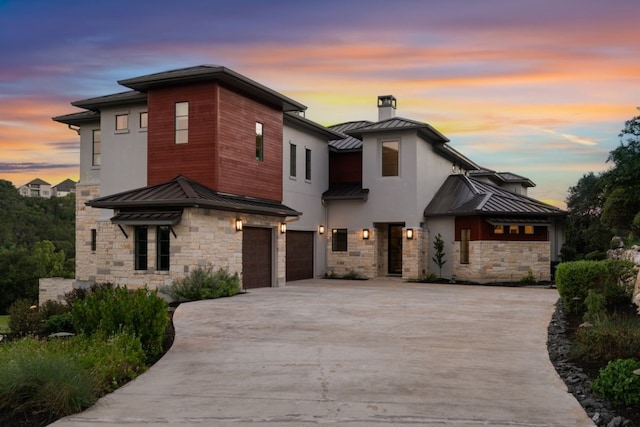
[460, 229, 470, 264]
[175, 102, 189, 144]
[140, 112, 148, 129]
[134, 226, 148, 270]
[305, 148, 311, 180]
[92, 129, 101, 166]
[91, 229, 97, 252]
[381, 140, 399, 176]
[524, 225, 534, 235]
[115, 114, 128, 131]
[332, 228, 348, 252]
[289, 143, 296, 177]
[156, 226, 170, 271]
[256, 122, 264, 161]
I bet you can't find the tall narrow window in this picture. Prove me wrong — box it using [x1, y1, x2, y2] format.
[115, 114, 128, 131]
[134, 226, 148, 270]
[256, 122, 264, 161]
[156, 226, 170, 271]
[332, 228, 348, 252]
[382, 140, 399, 176]
[175, 102, 189, 144]
[305, 148, 311, 180]
[90, 229, 97, 252]
[140, 112, 148, 129]
[460, 229, 470, 264]
[289, 143, 297, 177]
[92, 130, 101, 166]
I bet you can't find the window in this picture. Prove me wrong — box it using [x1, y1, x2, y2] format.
[460, 229, 470, 264]
[382, 140, 399, 176]
[91, 229, 97, 252]
[140, 112, 148, 129]
[92, 129, 101, 166]
[305, 148, 311, 180]
[289, 143, 296, 177]
[332, 228, 348, 252]
[115, 114, 128, 131]
[175, 102, 189, 144]
[156, 226, 170, 271]
[524, 225, 534, 235]
[134, 226, 148, 270]
[256, 122, 264, 161]
[493, 225, 504, 234]
[509, 225, 520, 234]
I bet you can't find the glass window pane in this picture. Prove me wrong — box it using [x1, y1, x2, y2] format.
[175, 116, 188, 130]
[115, 114, 128, 130]
[305, 148, 311, 180]
[140, 112, 148, 128]
[175, 102, 188, 116]
[382, 140, 399, 176]
[175, 129, 188, 144]
[289, 143, 296, 177]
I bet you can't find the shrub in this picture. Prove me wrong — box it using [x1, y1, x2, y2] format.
[571, 314, 640, 365]
[520, 268, 537, 285]
[555, 259, 635, 314]
[592, 358, 640, 407]
[585, 250, 607, 261]
[43, 312, 75, 334]
[160, 266, 241, 302]
[71, 284, 168, 360]
[8, 298, 42, 336]
[583, 289, 607, 322]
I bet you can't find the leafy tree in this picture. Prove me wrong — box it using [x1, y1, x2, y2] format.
[432, 233, 446, 278]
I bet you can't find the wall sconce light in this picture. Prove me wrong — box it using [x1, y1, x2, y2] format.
[406, 228, 414, 239]
[235, 218, 243, 231]
[319, 225, 325, 234]
[362, 228, 370, 240]
[280, 222, 287, 234]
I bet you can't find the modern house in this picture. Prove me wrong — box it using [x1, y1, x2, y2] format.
[18, 178, 52, 198]
[53, 65, 565, 290]
[52, 178, 76, 197]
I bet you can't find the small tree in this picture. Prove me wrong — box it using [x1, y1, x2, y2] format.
[432, 233, 446, 278]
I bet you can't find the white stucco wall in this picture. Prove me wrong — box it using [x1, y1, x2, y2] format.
[425, 216, 455, 278]
[78, 121, 101, 186]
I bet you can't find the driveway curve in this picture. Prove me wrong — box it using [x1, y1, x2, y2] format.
[51, 279, 594, 426]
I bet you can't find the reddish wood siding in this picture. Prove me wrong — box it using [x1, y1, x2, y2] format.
[329, 151, 362, 184]
[217, 86, 283, 201]
[455, 216, 548, 241]
[147, 83, 218, 187]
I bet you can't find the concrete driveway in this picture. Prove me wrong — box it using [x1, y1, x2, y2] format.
[51, 279, 594, 426]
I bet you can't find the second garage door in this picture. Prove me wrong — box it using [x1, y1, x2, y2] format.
[286, 231, 314, 281]
[242, 227, 272, 289]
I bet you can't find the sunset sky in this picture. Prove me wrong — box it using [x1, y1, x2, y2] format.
[1, 0, 639, 207]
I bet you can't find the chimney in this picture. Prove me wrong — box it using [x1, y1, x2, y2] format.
[377, 95, 397, 121]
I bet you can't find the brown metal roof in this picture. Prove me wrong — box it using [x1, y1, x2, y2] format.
[346, 117, 450, 143]
[52, 110, 100, 126]
[87, 175, 301, 217]
[71, 91, 147, 110]
[111, 210, 183, 225]
[322, 183, 369, 201]
[424, 175, 565, 217]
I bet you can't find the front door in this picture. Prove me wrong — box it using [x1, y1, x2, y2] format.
[388, 224, 403, 275]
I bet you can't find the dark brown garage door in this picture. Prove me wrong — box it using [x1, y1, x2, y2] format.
[242, 227, 272, 289]
[286, 231, 314, 281]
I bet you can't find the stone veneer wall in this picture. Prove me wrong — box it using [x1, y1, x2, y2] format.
[403, 228, 428, 280]
[85, 207, 285, 290]
[453, 240, 551, 283]
[327, 229, 377, 278]
[39, 278, 75, 304]
[75, 184, 101, 282]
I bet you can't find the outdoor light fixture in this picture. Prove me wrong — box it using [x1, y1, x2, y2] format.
[319, 225, 325, 234]
[362, 229, 370, 240]
[235, 218, 243, 231]
[406, 228, 414, 239]
[280, 222, 287, 234]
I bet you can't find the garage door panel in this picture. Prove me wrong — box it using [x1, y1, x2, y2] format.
[243, 227, 272, 289]
[286, 231, 314, 281]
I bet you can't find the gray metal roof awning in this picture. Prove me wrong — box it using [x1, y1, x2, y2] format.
[111, 210, 183, 225]
[487, 218, 551, 226]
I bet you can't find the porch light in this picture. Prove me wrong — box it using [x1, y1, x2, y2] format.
[406, 228, 414, 239]
[280, 222, 287, 234]
[235, 218, 243, 231]
[319, 225, 325, 234]
[362, 229, 370, 240]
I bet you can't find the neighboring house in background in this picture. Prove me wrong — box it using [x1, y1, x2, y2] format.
[52, 179, 76, 197]
[53, 65, 565, 290]
[18, 178, 52, 198]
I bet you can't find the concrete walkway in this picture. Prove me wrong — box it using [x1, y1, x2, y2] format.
[51, 279, 594, 426]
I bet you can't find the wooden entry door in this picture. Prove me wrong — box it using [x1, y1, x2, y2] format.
[388, 224, 403, 275]
[286, 231, 314, 281]
[242, 227, 272, 289]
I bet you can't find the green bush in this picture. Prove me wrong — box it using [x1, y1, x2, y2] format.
[0, 338, 96, 424]
[160, 266, 241, 302]
[583, 289, 607, 322]
[71, 284, 168, 359]
[585, 250, 607, 261]
[555, 259, 636, 314]
[520, 268, 537, 285]
[8, 298, 42, 336]
[43, 312, 75, 334]
[592, 358, 640, 407]
[571, 314, 640, 365]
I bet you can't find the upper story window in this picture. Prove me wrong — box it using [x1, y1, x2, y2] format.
[92, 129, 101, 167]
[140, 112, 148, 129]
[382, 140, 399, 176]
[289, 143, 296, 177]
[256, 122, 264, 161]
[305, 148, 311, 181]
[175, 102, 189, 144]
[115, 114, 128, 131]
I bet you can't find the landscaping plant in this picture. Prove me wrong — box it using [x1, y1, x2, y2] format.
[431, 233, 446, 278]
[592, 358, 640, 407]
[160, 266, 241, 302]
[571, 313, 640, 365]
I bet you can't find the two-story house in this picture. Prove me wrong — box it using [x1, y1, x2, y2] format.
[18, 178, 52, 198]
[53, 65, 565, 290]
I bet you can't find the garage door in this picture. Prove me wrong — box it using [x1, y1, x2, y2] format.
[242, 227, 272, 289]
[286, 231, 314, 281]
